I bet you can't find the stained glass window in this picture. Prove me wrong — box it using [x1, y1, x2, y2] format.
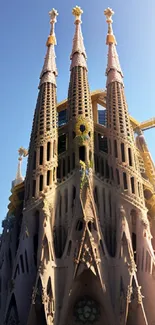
[74, 296, 100, 324]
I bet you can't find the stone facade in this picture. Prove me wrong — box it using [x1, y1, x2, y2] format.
[0, 6, 155, 325]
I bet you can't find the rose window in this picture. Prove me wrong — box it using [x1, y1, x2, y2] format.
[74, 296, 100, 323]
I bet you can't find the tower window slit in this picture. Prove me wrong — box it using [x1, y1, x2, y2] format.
[63, 159, 66, 177]
[53, 167, 56, 181]
[47, 170, 50, 186]
[79, 146, 86, 162]
[128, 147, 132, 166]
[131, 177, 135, 193]
[39, 146, 43, 165]
[114, 140, 118, 158]
[116, 169, 120, 185]
[123, 172, 128, 189]
[68, 156, 70, 173]
[47, 142, 51, 161]
[121, 143, 125, 162]
[72, 152, 75, 169]
[39, 175, 43, 191]
[57, 161, 61, 179]
[32, 180, 36, 197]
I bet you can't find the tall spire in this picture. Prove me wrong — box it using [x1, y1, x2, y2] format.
[104, 8, 123, 86]
[25, 9, 58, 203]
[70, 6, 87, 70]
[39, 9, 58, 87]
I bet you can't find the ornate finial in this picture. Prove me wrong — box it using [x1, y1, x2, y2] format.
[18, 147, 28, 161]
[104, 7, 114, 24]
[49, 8, 59, 24]
[104, 8, 116, 44]
[72, 6, 83, 22]
[47, 9, 58, 46]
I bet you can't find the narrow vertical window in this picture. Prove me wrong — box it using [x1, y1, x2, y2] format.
[39, 175, 43, 191]
[116, 169, 120, 185]
[123, 172, 127, 189]
[39, 146, 43, 165]
[57, 161, 61, 179]
[128, 147, 132, 166]
[53, 167, 56, 181]
[47, 170, 50, 186]
[68, 156, 70, 173]
[72, 152, 75, 169]
[121, 143, 125, 162]
[131, 177, 135, 193]
[47, 142, 51, 161]
[32, 180, 36, 197]
[114, 139, 118, 158]
[63, 159, 66, 177]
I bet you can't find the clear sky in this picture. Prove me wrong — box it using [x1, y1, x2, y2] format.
[0, 0, 155, 225]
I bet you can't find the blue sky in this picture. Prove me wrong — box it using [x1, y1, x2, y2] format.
[0, 0, 155, 225]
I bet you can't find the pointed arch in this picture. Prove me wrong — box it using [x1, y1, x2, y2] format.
[5, 293, 19, 325]
[34, 277, 46, 325]
[43, 235, 50, 263]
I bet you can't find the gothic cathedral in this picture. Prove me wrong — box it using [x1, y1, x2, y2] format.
[1, 6, 155, 325]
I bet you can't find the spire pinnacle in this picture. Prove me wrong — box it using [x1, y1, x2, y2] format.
[104, 8, 123, 86]
[12, 147, 28, 188]
[47, 8, 59, 46]
[104, 8, 116, 45]
[40, 8, 58, 87]
[72, 6, 83, 22]
[70, 6, 87, 69]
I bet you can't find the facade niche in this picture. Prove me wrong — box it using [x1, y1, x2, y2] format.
[53, 226, 67, 258]
[79, 146, 86, 162]
[132, 233, 136, 262]
[43, 236, 50, 263]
